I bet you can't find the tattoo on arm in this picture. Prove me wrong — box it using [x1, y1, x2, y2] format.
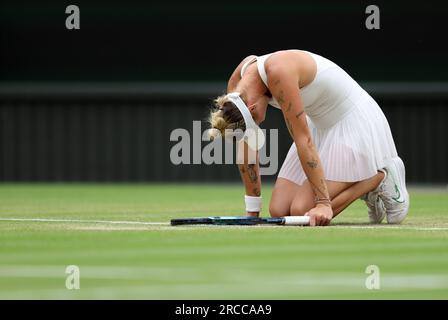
[277, 90, 285, 106]
[239, 164, 260, 196]
[307, 159, 318, 169]
[247, 164, 258, 183]
[296, 111, 304, 119]
[252, 187, 260, 196]
[286, 118, 294, 137]
[308, 178, 329, 199]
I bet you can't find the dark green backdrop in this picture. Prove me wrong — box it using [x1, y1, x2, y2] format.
[1, 1, 447, 183]
[1, 0, 448, 82]
[1, 83, 447, 183]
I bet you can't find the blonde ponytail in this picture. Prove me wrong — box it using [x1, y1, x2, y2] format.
[207, 94, 245, 140]
[208, 109, 227, 140]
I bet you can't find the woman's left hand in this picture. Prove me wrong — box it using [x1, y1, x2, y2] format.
[305, 204, 333, 226]
[246, 211, 259, 217]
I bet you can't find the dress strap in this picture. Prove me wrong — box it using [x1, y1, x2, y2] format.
[256, 54, 273, 87]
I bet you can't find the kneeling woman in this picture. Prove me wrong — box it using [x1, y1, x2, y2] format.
[209, 50, 409, 226]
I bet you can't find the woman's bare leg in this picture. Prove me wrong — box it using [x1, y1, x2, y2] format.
[269, 178, 300, 217]
[269, 172, 385, 218]
[270, 178, 353, 217]
[288, 180, 354, 216]
[331, 172, 385, 217]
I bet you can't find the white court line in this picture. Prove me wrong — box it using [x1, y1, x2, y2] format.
[330, 225, 448, 231]
[0, 217, 168, 226]
[0, 218, 448, 231]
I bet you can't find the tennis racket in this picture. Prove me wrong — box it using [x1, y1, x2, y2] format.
[170, 216, 310, 226]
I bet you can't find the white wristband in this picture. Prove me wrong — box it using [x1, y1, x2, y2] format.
[245, 195, 262, 212]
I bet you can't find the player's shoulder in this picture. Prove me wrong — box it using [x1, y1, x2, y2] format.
[265, 50, 301, 80]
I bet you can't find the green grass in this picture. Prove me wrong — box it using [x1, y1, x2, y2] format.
[0, 183, 447, 299]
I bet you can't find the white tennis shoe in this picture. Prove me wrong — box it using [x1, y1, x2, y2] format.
[377, 157, 410, 224]
[361, 191, 386, 224]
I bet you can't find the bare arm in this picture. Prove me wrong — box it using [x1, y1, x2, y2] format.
[227, 55, 260, 216]
[227, 55, 257, 92]
[237, 141, 261, 217]
[266, 54, 333, 225]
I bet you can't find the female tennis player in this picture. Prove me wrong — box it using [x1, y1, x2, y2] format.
[208, 50, 409, 226]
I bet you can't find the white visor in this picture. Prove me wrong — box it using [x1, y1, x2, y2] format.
[225, 92, 265, 151]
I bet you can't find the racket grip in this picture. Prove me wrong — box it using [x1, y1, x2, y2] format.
[283, 216, 310, 226]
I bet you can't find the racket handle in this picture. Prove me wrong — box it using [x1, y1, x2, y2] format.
[283, 216, 310, 226]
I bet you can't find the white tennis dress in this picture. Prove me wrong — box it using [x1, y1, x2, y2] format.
[241, 51, 398, 184]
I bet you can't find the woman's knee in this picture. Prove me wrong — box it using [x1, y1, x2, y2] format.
[290, 196, 313, 216]
[289, 200, 306, 216]
[269, 201, 289, 217]
[269, 178, 300, 217]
